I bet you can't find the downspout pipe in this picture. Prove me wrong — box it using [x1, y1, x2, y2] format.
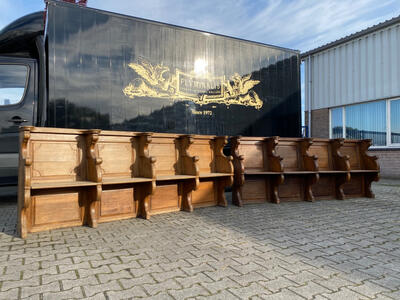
[307, 55, 311, 137]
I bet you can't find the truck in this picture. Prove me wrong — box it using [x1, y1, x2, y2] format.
[0, 0, 301, 193]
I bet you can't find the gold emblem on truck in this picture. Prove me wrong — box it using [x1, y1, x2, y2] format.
[123, 57, 263, 110]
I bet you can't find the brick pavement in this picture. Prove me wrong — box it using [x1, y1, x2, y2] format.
[0, 180, 399, 299]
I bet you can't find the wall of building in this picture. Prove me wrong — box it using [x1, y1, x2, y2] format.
[305, 108, 330, 138]
[369, 149, 400, 178]
[304, 23, 400, 111]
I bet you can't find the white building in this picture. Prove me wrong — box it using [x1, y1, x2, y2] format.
[302, 16, 400, 178]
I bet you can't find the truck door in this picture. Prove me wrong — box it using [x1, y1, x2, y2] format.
[0, 57, 36, 188]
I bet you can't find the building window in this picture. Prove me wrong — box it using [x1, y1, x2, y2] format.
[345, 101, 386, 146]
[330, 100, 393, 146]
[330, 107, 343, 139]
[391, 99, 400, 144]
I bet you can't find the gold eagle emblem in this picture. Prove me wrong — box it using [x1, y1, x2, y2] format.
[123, 57, 263, 110]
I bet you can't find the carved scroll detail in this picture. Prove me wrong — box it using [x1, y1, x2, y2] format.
[230, 136, 244, 206]
[360, 139, 379, 171]
[360, 139, 380, 198]
[85, 130, 102, 228]
[136, 133, 156, 219]
[331, 138, 350, 171]
[300, 138, 318, 171]
[137, 133, 156, 180]
[265, 136, 283, 172]
[214, 136, 233, 207]
[18, 126, 34, 238]
[214, 136, 234, 174]
[177, 135, 200, 212]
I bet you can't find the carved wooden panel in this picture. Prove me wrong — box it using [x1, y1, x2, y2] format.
[149, 138, 177, 175]
[31, 140, 83, 181]
[343, 174, 364, 197]
[240, 143, 264, 171]
[190, 142, 213, 173]
[100, 188, 135, 221]
[309, 144, 330, 171]
[312, 175, 335, 199]
[278, 176, 303, 201]
[98, 139, 133, 178]
[150, 184, 180, 213]
[341, 144, 361, 170]
[276, 144, 299, 170]
[192, 181, 216, 207]
[31, 190, 84, 231]
[241, 179, 268, 203]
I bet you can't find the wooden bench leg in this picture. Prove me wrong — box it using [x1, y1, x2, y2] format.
[18, 188, 30, 239]
[181, 179, 198, 212]
[87, 185, 101, 228]
[305, 174, 318, 202]
[232, 184, 243, 207]
[364, 173, 379, 198]
[217, 177, 233, 207]
[271, 174, 284, 204]
[136, 181, 154, 220]
[335, 173, 350, 200]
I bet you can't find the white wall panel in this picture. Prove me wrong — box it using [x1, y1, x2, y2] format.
[304, 23, 400, 110]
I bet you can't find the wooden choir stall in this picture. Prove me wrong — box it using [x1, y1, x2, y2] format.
[17, 126, 379, 238]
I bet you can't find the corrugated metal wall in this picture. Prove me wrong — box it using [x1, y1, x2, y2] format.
[304, 23, 400, 110]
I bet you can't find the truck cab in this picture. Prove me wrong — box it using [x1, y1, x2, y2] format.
[0, 12, 44, 195]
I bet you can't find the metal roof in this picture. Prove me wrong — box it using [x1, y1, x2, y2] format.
[301, 14, 400, 59]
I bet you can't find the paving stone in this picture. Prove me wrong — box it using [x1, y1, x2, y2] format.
[314, 275, 358, 292]
[228, 282, 270, 299]
[347, 281, 391, 298]
[200, 277, 239, 294]
[42, 287, 84, 300]
[21, 281, 60, 299]
[62, 276, 98, 290]
[230, 271, 269, 286]
[97, 269, 131, 284]
[106, 286, 148, 299]
[143, 279, 182, 296]
[196, 289, 239, 299]
[322, 287, 370, 300]
[42, 270, 77, 285]
[261, 276, 300, 293]
[260, 289, 306, 300]
[1, 277, 40, 291]
[176, 272, 214, 288]
[168, 283, 210, 299]
[0, 181, 399, 299]
[83, 280, 122, 297]
[0, 288, 19, 299]
[119, 274, 156, 289]
[288, 281, 332, 298]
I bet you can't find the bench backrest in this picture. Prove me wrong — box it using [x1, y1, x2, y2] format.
[234, 137, 266, 172]
[148, 133, 180, 176]
[276, 138, 302, 171]
[340, 140, 362, 170]
[27, 128, 88, 183]
[308, 139, 332, 171]
[98, 131, 136, 179]
[189, 135, 214, 173]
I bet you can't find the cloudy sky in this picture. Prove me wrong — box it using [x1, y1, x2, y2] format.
[1, 0, 400, 52]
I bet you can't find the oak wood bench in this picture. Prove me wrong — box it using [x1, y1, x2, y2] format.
[275, 137, 319, 202]
[188, 135, 233, 209]
[340, 139, 380, 198]
[308, 138, 351, 200]
[230, 136, 284, 205]
[18, 127, 101, 238]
